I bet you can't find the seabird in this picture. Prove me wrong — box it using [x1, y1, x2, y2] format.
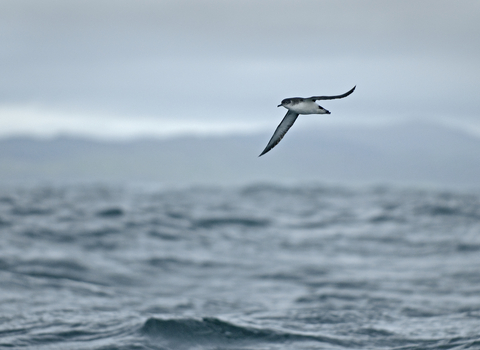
[259, 86, 356, 156]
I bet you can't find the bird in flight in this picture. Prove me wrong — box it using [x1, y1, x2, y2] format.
[259, 86, 356, 156]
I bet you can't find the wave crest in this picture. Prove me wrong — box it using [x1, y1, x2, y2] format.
[140, 317, 344, 346]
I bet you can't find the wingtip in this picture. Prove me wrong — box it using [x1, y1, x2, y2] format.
[259, 146, 272, 157]
[343, 85, 356, 98]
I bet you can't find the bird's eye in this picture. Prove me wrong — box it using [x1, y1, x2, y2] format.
[282, 99, 290, 104]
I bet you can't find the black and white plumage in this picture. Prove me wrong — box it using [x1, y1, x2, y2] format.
[259, 86, 356, 157]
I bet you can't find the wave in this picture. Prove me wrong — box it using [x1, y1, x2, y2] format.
[11, 206, 54, 216]
[96, 207, 124, 217]
[140, 317, 348, 347]
[192, 217, 270, 229]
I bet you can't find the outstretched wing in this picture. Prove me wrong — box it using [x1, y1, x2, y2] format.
[259, 110, 299, 157]
[308, 85, 356, 101]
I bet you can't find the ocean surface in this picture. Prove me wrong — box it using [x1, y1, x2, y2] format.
[1, 183, 480, 350]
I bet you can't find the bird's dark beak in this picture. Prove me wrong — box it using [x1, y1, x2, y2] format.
[277, 104, 282, 107]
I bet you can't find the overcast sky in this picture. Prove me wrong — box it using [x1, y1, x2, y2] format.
[1, 0, 479, 139]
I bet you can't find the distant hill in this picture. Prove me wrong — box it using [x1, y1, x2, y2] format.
[1, 121, 479, 188]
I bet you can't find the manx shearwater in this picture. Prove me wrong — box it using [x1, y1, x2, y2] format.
[259, 86, 356, 156]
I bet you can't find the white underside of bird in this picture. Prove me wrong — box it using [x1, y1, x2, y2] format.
[285, 101, 331, 115]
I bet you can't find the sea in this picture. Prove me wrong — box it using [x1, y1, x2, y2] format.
[1, 182, 480, 350]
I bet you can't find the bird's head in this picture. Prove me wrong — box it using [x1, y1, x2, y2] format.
[277, 98, 291, 108]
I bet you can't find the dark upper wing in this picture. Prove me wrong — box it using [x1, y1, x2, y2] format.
[259, 110, 299, 157]
[308, 85, 356, 101]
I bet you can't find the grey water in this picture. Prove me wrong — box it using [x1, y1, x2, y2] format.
[1, 183, 480, 350]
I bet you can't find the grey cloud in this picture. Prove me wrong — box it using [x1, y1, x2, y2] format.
[0, 0, 479, 128]
[4, 0, 479, 57]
